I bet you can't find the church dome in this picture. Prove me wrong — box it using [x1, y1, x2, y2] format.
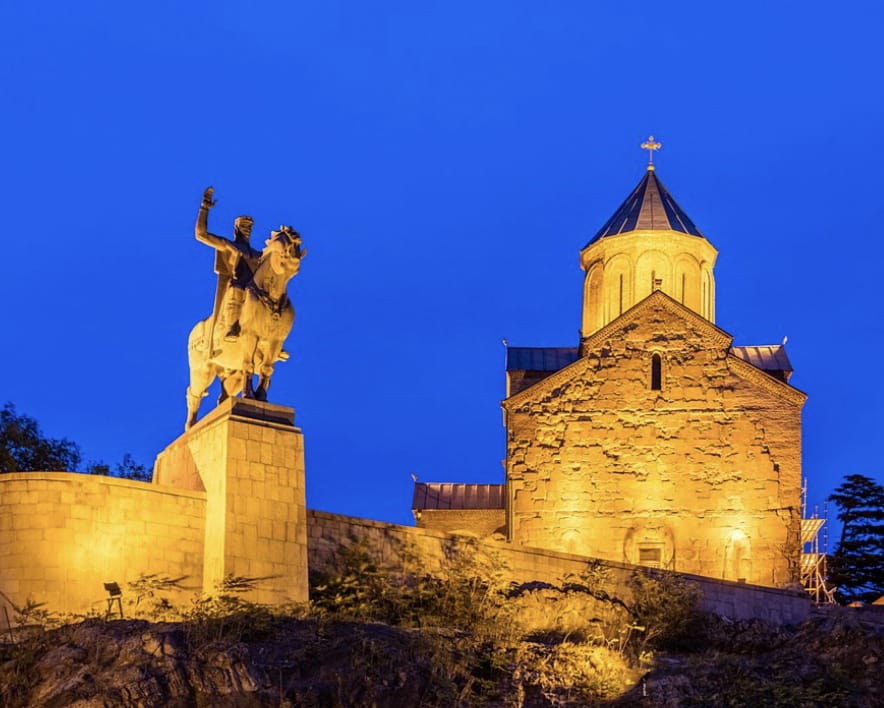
[587, 169, 705, 245]
[580, 143, 718, 339]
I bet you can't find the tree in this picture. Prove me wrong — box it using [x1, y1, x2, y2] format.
[85, 453, 150, 481]
[0, 402, 150, 481]
[827, 474, 884, 604]
[0, 402, 81, 472]
[114, 453, 151, 481]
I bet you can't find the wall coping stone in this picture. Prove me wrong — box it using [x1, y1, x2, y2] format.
[0, 472, 207, 501]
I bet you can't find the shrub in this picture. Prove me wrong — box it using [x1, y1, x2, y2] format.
[181, 575, 277, 649]
[310, 536, 518, 643]
[626, 569, 702, 654]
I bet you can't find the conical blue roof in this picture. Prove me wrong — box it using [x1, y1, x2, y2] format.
[585, 169, 704, 248]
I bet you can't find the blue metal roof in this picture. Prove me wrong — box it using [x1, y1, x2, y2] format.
[585, 169, 704, 247]
[506, 347, 579, 372]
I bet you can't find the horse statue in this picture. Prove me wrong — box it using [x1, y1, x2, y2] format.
[185, 225, 306, 429]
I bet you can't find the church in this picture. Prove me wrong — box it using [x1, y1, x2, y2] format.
[413, 141, 806, 589]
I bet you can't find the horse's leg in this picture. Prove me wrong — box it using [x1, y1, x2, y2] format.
[185, 366, 213, 430]
[218, 371, 242, 404]
[186, 321, 215, 430]
[254, 339, 280, 401]
[240, 331, 260, 399]
[255, 370, 270, 401]
[217, 372, 229, 405]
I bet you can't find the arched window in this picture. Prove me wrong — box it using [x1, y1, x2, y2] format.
[651, 353, 662, 390]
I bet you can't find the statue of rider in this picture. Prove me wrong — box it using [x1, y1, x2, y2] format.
[194, 187, 261, 344]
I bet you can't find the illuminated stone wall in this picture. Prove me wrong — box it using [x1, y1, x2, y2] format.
[415, 508, 505, 537]
[505, 293, 805, 588]
[154, 399, 308, 606]
[580, 230, 718, 338]
[0, 473, 205, 617]
[0, 399, 308, 620]
[308, 510, 810, 626]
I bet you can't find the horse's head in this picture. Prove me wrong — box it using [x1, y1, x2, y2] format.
[263, 225, 305, 276]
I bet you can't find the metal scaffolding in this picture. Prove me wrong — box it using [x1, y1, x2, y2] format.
[801, 481, 836, 603]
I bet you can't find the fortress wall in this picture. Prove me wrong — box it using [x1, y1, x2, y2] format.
[0, 473, 205, 618]
[308, 509, 809, 626]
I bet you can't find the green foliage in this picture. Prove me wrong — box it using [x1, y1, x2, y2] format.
[0, 631, 52, 705]
[0, 402, 81, 472]
[514, 641, 637, 704]
[114, 453, 151, 481]
[828, 474, 884, 603]
[626, 569, 702, 654]
[126, 573, 187, 621]
[310, 537, 517, 643]
[86, 453, 151, 481]
[0, 402, 149, 479]
[181, 575, 276, 649]
[12, 598, 61, 630]
[308, 539, 668, 703]
[664, 616, 870, 707]
[310, 537, 527, 703]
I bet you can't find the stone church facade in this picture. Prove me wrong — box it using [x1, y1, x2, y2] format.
[414, 163, 806, 588]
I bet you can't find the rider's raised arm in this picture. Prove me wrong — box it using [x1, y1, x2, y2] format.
[194, 186, 236, 253]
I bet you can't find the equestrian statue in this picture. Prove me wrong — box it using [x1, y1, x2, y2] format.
[185, 187, 306, 429]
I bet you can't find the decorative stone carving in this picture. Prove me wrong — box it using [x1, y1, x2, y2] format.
[186, 187, 306, 429]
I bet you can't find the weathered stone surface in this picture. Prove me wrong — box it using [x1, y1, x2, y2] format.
[416, 508, 505, 537]
[504, 293, 805, 588]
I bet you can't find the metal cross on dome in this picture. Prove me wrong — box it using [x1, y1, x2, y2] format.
[641, 135, 662, 169]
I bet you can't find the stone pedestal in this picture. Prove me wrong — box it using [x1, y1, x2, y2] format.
[153, 399, 308, 605]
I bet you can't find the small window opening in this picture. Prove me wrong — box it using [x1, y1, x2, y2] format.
[651, 353, 662, 390]
[618, 274, 624, 315]
[681, 273, 686, 304]
[638, 546, 662, 568]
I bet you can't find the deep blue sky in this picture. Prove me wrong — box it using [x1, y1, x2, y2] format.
[2, 3, 882, 543]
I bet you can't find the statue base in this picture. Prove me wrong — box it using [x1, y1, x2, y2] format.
[153, 398, 308, 605]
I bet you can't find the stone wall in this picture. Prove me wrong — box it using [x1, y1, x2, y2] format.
[504, 295, 805, 588]
[0, 401, 309, 622]
[416, 508, 505, 537]
[0, 473, 205, 618]
[308, 510, 810, 626]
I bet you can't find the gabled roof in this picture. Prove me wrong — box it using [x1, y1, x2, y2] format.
[585, 169, 704, 247]
[506, 347, 579, 371]
[503, 290, 807, 409]
[412, 483, 505, 510]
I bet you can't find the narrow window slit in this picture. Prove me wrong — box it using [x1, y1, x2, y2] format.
[651, 353, 662, 390]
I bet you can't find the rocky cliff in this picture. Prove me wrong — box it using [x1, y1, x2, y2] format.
[2, 609, 882, 707]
